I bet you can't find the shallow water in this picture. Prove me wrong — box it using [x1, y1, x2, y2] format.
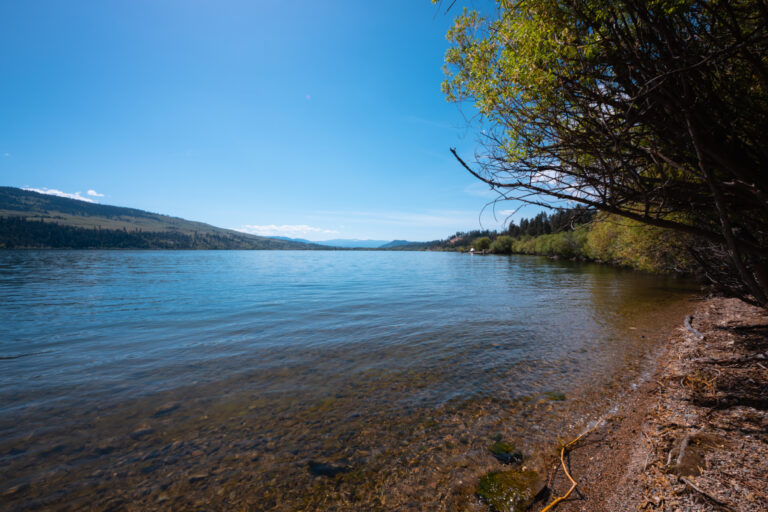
[0, 250, 697, 510]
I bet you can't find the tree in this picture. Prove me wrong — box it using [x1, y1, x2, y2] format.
[474, 236, 492, 251]
[441, 0, 768, 307]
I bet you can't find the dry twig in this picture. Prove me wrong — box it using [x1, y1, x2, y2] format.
[680, 476, 734, 511]
[685, 315, 705, 340]
[539, 416, 608, 512]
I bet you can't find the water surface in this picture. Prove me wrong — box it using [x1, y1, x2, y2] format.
[0, 250, 697, 510]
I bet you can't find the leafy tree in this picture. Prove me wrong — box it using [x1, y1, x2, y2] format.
[441, 0, 768, 307]
[474, 236, 492, 251]
[490, 235, 514, 253]
[508, 208, 594, 237]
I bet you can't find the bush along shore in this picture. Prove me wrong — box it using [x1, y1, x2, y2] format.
[431, 211, 697, 275]
[522, 297, 768, 512]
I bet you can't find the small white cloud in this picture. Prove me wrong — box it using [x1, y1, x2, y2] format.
[235, 224, 339, 238]
[86, 189, 104, 197]
[23, 187, 96, 203]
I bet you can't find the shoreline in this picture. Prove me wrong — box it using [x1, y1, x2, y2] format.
[530, 297, 768, 512]
[0, 251, 697, 511]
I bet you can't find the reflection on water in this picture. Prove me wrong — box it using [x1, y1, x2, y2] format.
[0, 251, 697, 510]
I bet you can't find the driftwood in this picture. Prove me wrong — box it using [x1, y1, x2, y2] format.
[684, 315, 705, 340]
[540, 416, 607, 512]
[677, 428, 701, 467]
[692, 354, 767, 366]
[680, 476, 735, 511]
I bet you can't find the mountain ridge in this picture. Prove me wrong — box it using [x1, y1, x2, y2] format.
[270, 236, 424, 249]
[0, 187, 324, 250]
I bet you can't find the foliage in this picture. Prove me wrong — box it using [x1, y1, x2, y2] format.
[584, 214, 696, 273]
[425, 228, 500, 251]
[425, 208, 594, 251]
[487, 214, 694, 273]
[490, 235, 514, 254]
[473, 236, 492, 251]
[442, 1, 768, 306]
[508, 207, 594, 237]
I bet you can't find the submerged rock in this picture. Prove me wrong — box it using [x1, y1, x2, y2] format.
[307, 460, 349, 477]
[130, 427, 155, 440]
[152, 402, 180, 418]
[488, 441, 523, 465]
[2, 482, 30, 497]
[476, 470, 545, 512]
[94, 437, 121, 455]
[188, 473, 208, 483]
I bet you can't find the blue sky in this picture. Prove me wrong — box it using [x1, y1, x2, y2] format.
[1, 0, 523, 241]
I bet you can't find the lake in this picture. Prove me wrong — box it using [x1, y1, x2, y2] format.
[0, 250, 697, 510]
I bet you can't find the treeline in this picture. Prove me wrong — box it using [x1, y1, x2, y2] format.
[507, 208, 595, 237]
[487, 214, 694, 273]
[428, 209, 693, 273]
[426, 229, 498, 251]
[429, 209, 594, 252]
[0, 217, 320, 250]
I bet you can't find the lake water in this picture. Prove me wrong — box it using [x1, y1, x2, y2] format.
[0, 250, 697, 511]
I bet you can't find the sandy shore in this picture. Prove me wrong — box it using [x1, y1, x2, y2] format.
[530, 297, 768, 512]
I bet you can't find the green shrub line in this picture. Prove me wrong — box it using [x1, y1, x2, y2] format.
[477, 214, 696, 274]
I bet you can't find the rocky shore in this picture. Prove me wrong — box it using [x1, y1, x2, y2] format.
[531, 297, 768, 512]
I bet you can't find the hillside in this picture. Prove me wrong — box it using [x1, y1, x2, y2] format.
[0, 187, 323, 250]
[378, 240, 428, 249]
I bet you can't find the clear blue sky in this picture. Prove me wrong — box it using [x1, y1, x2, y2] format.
[1, 0, 524, 241]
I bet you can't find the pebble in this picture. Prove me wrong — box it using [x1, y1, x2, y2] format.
[2, 483, 30, 496]
[131, 427, 154, 440]
[153, 403, 180, 418]
[95, 438, 120, 454]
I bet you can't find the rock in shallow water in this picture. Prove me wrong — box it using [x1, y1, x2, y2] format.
[488, 441, 523, 465]
[130, 427, 155, 440]
[476, 470, 545, 512]
[152, 402, 180, 418]
[307, 461, 349, 477]
[2, 482, 30, 497]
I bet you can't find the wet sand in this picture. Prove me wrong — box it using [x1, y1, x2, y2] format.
[532, 297, 768, 512]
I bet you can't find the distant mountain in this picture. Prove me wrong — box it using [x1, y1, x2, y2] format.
[319, 239, 391, 248]
[267, 237, 422, 249]
[270, 236, 316, 244]
[378, 239, 424, 249]
[0, 187, 324, 250]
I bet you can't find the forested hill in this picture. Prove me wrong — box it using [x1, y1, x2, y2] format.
[0, 187, 323, 250]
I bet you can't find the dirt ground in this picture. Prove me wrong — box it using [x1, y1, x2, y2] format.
[530, 297, 768, 512]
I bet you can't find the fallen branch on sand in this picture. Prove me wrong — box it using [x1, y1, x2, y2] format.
[684, 315, 705, 340]
[680, 476, 734, 511]
[540, 415, 608, 512]
[666, 427, 704, 469]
